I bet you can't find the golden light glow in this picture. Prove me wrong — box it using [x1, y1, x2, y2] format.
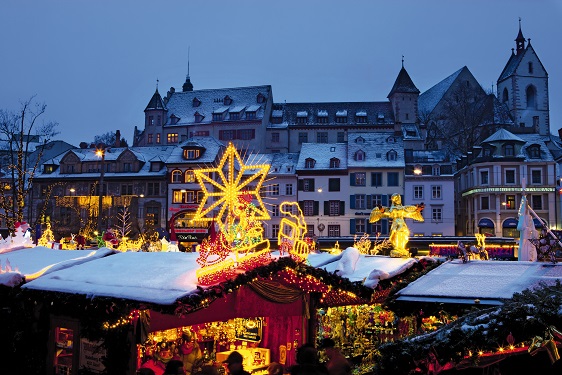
[278, 202, 311, 262]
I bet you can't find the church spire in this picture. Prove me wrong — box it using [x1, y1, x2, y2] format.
[515, 17, 526, 55]
[182, 46, 194, 92]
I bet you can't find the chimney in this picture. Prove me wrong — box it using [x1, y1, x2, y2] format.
[115, 130, 121, 147]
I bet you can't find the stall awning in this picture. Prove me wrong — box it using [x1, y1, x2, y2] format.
[503, 218, 518, 228]
[533, 218, 545, 228]
[478, 218, 495, 228]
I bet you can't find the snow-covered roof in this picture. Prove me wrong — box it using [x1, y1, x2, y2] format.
[319, 247, 418, 288]
[396, 260, 562, 305]
[165, 136, 225, 165]
[0, 247, 115, 287]
[279, 102, 394, 126]
[347, 131, 405, 168]
[164, 85, 270, 126]
[482, 128, 525, 143]
[296, 143, 347, 170]
[418, 67, 465, 115]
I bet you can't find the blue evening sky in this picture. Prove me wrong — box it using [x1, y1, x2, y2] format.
[1, 0, 561, 146]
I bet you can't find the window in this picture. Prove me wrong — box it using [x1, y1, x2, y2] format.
[298, 133, 308, 144]
[230, 112, 240, 121]
[219, 130, 235, 140]
[296, 117, 307, 125]
[526, 85, 537, 108]
[531, 170, 542, 185]
[531, 195, 542, 210]
[371, 172, 382, 187]
[238, 129, 255, 140]
[528, 62, 533, 74]
[354, 172, 366, 186]
[246, 111, 256, 120]
[66, 165, 74, 174]
[431, 185, 442, 199]
[212, 113, 223, 121]
[145, 206, 159, 226]
[505, 194, 516, 209]
[431, 208, 442, 223]
[60, 207, 72, 225]
[223, 96, 232, 106]
[528, 145, 541, 158]
[355, 218, 366, 233]
[184, 170, 196, 183]
[387, 172, 399, 187]
[372, 194, 383, 207]
[356, 115, 367, 124]
[285, 184, 293, 195]
[317, 117, 328, 124]
[328, 201, 341, 216]
[172, 190, 185, 203]
[193, 97, 201, 107]
[328, 178, 340, 192]
[271, 184, 280, 196]
[305, 158, 316, 168]
[337, 132, 345, 143]
[317, 132, 328, 143]
[171, 170, 182, 183]
[271, 132, 280, 142]
[413, 186, 423, 199]
[147, 134, 153, 143]
[123, 163, 132, 172]
[147, 182, 159, 196]
[504, 144, 514, 156]
[156, 134, 160, 144]
[121, 184, 133, 195]
[307, 225, 315, 236]
[328, 225, 340, 237]
[481, 196, 489, 210]
[387, 150, 397, 161]
[329, 158, 340, 168]
[301, 179, 315, 192]
[148, 116, 154, 126]
[355, 150, 365, 161]
[505, 169, 516, 184]
[257, 93, 265, 103]
[480, 170, 489, 185]
[355, 194, 366, 209]
[432, 165, 440, 176]
[502, 88, 509, 103]
[303, 200, 315, 216]
[272, 224, 279, 238]
[271, 205, 279, 217]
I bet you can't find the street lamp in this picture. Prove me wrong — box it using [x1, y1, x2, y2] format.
[96, 146, 107, 234]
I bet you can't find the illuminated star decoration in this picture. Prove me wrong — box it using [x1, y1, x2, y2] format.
[193, 143, 270, 224]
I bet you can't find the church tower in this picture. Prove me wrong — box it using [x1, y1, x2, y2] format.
[497, 20, 549, 135]
[388, 60, 420, 125]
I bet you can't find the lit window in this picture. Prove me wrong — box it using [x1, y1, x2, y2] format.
[354, 173, 366, 186]
[167, 133, 178, 143]
[185, 170, 196, 182]
[171, 170, 182, 183]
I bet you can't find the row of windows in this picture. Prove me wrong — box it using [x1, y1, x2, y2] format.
[293, 115, 382, 125]
[266, 184, 294, 196]
[412, 185, 443, 200]
[478, 168, 543, 185]
[193, 93, 266, 108]
[219, 129, 255, 141]
[297, 132, 346, 144]
[297, 174, 400, 192]
[479, 194, 543, 210]
[212, 111, 258, 122]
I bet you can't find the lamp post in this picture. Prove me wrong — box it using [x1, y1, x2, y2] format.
[96, 146, 106, 234]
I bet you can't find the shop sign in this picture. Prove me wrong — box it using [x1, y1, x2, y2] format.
[79, 338, 106, 373]
[169, 204, 199, 211]
[235, 318, 263, 343]
[177, 233, 206, 241]
[175, 228, 208, 234]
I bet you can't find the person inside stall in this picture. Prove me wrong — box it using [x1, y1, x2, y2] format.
[223, 351, 250, 375]
[318, 339, 351, 375]
[268, 362, 284, 375]
[290, 344, 328, 375]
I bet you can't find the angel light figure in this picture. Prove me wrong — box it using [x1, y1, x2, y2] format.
[369, 193, 424, 257]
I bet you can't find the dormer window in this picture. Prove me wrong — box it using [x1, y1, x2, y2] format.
[387, 136, 396, 143]
[355, 150, 365, 161]
[317, 110, 328, 124]
[223, 95, 233, 106]
[528, 62, 533, 74]
[183, 149, 200, 160]
[336, 110, 347, 123]
[355, 136, 365, 143]
[194, 111, 204, 123]
[377, 114, 385, 123]
[170, 114, 180, 125]
[296, 111, 308, 125]
[528, 145, 541, 159]
[355, 111, 367, 123]
[192, 97, 201, 107]
[329, 158, 340, 168]
[256, 93, 265, 103]
[387, 150, 397, 161]
[504, 144, 515, 157]
[483, 147, 492, 157]
[305, 158, 316, 168]
[246, 111, 256, 120]
[44, 165, 54, 174]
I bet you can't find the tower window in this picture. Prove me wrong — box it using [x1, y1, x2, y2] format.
[528, 62, 533, 74]
[502, 88, 509, 103]
[526, 85, 537, 108]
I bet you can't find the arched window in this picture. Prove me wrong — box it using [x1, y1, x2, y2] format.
[502, 88, 509, 103]
[504, 144, 515, 157]
[185, 170, 196, 182]
[329, 158, 340, 168]
[171, 170, 182, 183]
[305, 158, 316, 168]
[526, 85, 537, 108]
[387, 150, 397, 161]
[354, 150, 365, 161]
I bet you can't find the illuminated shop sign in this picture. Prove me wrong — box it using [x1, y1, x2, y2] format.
[462, 187, 555, 197]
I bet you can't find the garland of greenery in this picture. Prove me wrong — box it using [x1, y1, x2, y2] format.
[373, 280, 562, 375]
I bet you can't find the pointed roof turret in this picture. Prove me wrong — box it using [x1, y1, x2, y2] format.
[387, 66, 420, 98]
[144, 87, 166, 112]
[515, 18, 526, 55]
[182, 47, 194, 92]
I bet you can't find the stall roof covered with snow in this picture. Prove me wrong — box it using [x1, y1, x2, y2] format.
[396, 259, 562, 305]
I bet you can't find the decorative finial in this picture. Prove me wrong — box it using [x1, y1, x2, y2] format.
[401, 55, 404, 68]
[519, 17, 521, 27]
[156, 78, 159, 91]
[187, 46, 191, 79]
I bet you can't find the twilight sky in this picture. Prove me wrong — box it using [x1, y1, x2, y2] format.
[2, 0, 561, 147]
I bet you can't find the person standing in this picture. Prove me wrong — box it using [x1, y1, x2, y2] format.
[223, 351, 251, 375]
[319, 339, 351, 375]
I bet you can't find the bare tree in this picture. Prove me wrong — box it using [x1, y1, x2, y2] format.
[437, 84, 488, 156]
[0, 97, 59, 229]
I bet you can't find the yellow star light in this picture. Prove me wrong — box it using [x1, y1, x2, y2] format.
[194, 143, 270, 223]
